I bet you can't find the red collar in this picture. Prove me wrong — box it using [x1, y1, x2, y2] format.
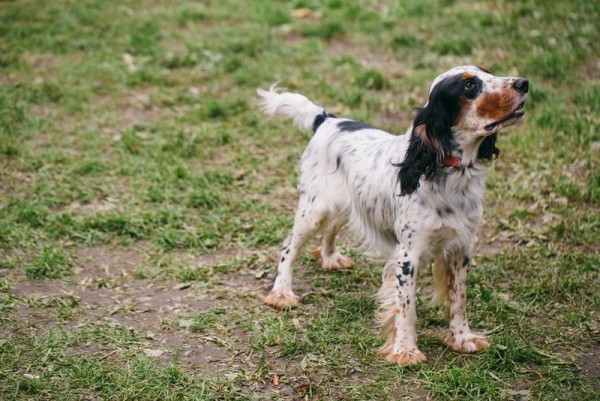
[442, 155, 463, 168]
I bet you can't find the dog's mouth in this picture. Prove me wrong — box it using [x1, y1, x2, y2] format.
[484, 100, 527, 132]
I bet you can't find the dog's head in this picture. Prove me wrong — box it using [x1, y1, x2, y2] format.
[397, 65, 528, 195]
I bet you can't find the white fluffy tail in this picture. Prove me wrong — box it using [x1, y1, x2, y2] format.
[256, 84, 325, 133]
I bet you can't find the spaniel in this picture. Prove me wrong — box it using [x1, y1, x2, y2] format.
[256, 65, 528, 365]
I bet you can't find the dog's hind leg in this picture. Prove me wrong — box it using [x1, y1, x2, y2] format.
[263, 196, 327, 309]
[310, 215, 352, 271]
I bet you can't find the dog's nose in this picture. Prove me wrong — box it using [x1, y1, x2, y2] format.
[513, 78, 529, 93]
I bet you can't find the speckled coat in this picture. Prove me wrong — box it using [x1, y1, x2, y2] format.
[257, 65, 529, 365]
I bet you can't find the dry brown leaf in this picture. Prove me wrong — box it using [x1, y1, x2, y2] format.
[291, 8, 317, 19]
[143, 348, 165, 357]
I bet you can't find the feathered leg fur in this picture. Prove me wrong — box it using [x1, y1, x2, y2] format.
[377, 250, 427, 365]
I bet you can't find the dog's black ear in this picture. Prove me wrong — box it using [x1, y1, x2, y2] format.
[395, 82, 456, 196]
[478, 133, 500, 160]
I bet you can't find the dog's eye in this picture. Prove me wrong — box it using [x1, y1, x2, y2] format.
[465, 80, 475, 90]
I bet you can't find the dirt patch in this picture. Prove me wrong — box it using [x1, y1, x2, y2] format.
[74, 244, 149, 277]
[5, 242, 253, 377]
[581, 59, 600, 82]
[580, 343, 600, 390]
[328, 40, 406, 77]
[21, 52, 59, 73]
[94, 87, 160, 136]
[117, 87, 157, 128]
[475, 218, 504, 258]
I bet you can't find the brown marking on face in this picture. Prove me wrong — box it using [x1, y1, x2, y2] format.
[477, 91, 517, 121]
[452, 98, 470, 126]
[462, 72, 474, 79]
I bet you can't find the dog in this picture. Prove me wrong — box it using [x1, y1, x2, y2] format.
[256, 65, 528, 366]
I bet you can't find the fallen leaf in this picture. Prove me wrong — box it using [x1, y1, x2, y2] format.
[296, 384, 310, 392]
[179, 319, 194, 328]
[507, 389, 531, 400]
[173, 282, 191, 290]
[272, 372, 279, 386]
[143, 349, 165, 357]
[233, 169, 245, 180]
[254, 270, 268, 279]
[109, 305, 122, 315]
[291, 8, 317, 19]
[122, 53, 137, 72]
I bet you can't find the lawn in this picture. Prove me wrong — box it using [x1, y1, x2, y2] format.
[0, 0, 599, 400]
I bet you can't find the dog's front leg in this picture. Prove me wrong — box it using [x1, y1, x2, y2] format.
[443, 255, 490, 353]
[378, 250, 426, 366]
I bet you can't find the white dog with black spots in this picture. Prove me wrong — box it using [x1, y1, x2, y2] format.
[257, 65, 528, 365]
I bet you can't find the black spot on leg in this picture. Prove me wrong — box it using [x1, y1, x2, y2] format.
[310, 195, 317, 203]
[406, 296, 411, 305]
[399, 261, 414, 277]
[446, 207, 454, 215]
[280, 257, 286, 263]
[436, 208, 442, 217]
[404, 252, 408, 258]
[396, 274, 407, 287]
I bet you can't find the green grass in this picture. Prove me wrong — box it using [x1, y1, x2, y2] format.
[1, 0, 599, 399]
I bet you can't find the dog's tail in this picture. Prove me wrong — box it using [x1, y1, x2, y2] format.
[256, 84, 332, 133]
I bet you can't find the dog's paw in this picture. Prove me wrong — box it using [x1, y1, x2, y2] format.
[444, 332, 490, 353]
[262, 291, 299, 310]
[310, 247, 353, 271]
[381, 348, 427, 366]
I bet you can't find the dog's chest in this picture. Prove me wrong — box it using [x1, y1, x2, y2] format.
[411, 175, 485, 247]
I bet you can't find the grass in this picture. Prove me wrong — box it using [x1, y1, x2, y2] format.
[0, 0, 599, 399]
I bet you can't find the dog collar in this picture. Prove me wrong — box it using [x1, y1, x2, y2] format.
[442, 155, 463, 168]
